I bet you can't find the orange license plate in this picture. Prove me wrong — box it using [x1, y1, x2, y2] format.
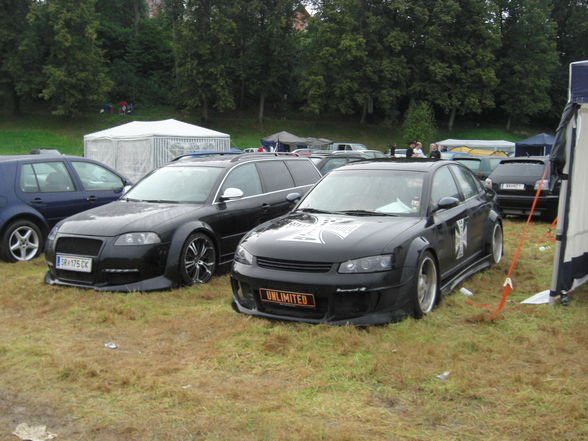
[259, 288, 316, 309]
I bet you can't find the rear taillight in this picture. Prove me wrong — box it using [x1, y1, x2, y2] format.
[484, 178, 492, 189]
[534, 179, 549, 190]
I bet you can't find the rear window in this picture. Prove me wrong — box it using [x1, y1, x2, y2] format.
[284, 160, 321, 186]
[456, 158, 481, 172]
[256, 160, 295, 192]
[491, 161, 546, 177]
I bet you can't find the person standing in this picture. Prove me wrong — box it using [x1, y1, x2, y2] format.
[429, 143, 441, 159]
[406, 141, 415, 158]
[413, 141, 426, 158]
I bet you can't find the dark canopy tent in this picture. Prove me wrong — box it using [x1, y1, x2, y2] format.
[515, 133, 555, 157]
[549, 60, 588, 304]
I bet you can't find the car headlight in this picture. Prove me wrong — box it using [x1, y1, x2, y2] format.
[47, 224, 61, 241]
[338, 254, 394, 273]
[114, 232, 161, 246]
[234, 244, 253, 265]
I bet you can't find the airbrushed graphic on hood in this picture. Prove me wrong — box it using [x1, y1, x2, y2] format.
[277, 216, 364, 244]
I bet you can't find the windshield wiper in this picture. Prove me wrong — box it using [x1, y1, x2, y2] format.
[141, 199, 177, 203]
[296, 207, 336, 214]
[337, 209, 398, 216]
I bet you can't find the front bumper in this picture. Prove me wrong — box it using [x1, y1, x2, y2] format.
[230, 261, 415, 326]
[44, 233, 173, 292]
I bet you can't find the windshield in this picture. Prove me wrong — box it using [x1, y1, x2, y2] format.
[298, 169, 424, 216]
[124, 165, 223, 203]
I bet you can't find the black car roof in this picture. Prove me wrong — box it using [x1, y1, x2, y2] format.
[165, 152, 309, 168]
[335, 158, 443, 172]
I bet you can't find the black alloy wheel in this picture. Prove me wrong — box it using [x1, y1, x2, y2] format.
[179, 232, 217, 284]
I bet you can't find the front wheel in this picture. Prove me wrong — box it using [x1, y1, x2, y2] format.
[179, 233, 217, 285]
[0, 220, 43, 262]
[412, 251, 439, 318]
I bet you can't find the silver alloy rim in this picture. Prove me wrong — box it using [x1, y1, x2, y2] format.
[492, 223, 503, 263]
[183, 236, 215, 283]
[417, 256, 437, 313]
[9, 225, 40, 261]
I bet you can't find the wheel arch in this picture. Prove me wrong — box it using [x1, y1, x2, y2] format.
[164, 221, 219, 282]
[0, 211, 49, 240]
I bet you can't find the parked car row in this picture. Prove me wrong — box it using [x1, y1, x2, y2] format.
[2, 147, 558, 325]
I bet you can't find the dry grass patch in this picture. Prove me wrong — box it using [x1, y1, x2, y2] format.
[0, 219, 587, 441]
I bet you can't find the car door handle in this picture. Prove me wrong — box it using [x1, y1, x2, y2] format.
[86, 195, 97, 201]
[261, 203, 270, 210]
[31, 197, 43, 204]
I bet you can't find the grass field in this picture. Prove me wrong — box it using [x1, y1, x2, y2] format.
[0, 106, 536, 155]
[0, 219, 587, 441]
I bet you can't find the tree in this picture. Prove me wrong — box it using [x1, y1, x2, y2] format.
[494, 0, 559, 130]
[175, 0, 239, 122]
[399, 100, 437, 148]
[22, 0, 112, 117]
[0, 0, 32, 114]
[299, 0, 408, 123]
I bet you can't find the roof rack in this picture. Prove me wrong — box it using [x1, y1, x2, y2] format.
[229, 152, 301, 162]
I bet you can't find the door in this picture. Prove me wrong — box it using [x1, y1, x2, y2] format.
[70, 160, 127, 207]
[17, 161, 88, 227]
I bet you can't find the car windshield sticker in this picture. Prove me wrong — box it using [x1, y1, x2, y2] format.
[455, 218, 468, 259]
[278, 217, 363, 244]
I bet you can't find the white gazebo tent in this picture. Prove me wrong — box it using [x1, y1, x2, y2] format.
[84, 119, 231, 182]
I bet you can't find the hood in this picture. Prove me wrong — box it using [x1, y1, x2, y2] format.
[240, 212, 421, 262]
[57, 201, 203, 236]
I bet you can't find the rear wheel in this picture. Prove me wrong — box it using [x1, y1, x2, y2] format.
[0, 220, 43, 262]
[179, 233, 217, 285]
[412, 251, 439, 318]
[490, 222, 503, 264]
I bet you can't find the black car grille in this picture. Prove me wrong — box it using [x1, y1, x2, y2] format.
[56, 237, 103, 256]
[256, 256, 333, 273]
[54, 269, 95, 285]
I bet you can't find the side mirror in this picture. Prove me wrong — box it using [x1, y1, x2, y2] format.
[220, 187, 244, 201]
[286, 192, 302, 203]
[437, 196, 459, 210]
[121, 184, 133, 195]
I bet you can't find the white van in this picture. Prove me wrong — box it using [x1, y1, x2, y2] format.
[328, 142, 368, 151]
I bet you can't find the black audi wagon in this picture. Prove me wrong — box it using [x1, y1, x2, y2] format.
[44, 154, 321, 291]
[231, 159, 503, 325]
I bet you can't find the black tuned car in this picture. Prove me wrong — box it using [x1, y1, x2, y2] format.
[44, 154, 321, 291]
[486, 156, 560, 219]
[231, 159, 503, 325]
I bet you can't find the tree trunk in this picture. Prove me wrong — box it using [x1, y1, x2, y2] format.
[506, 115, 512, 132]
[360, 98, 367, 125]
[133, 0, 140, 36]
[201, 96, 209, 123]
[448, 107, 456, 132]
[258, 93, 266, 126]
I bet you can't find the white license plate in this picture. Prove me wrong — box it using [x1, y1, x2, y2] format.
[56, 254, 92, 273]
[501, 183, 525, 190]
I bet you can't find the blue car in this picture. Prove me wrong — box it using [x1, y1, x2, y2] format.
[0, 154, 131, 262]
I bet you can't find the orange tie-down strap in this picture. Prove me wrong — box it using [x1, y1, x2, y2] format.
[466, 167, 549, 320]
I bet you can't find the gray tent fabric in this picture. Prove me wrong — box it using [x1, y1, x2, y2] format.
[549, 60, 588, 302]
[261, 131, 308, 145]
[515, 133, 555, 156]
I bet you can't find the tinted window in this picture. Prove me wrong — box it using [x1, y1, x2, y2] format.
[491, 161, 546, 178]
[21, 162, 75, 193]
[451, 165, 479, 199]
[72, 161, 124, 191]
[221, 163, 262, 197]
[285, 160, 320, 186]
[456, 158, 481, 172]
[430, 166, 460, 207]
[320, 157, 359, 174]
[256, 161, 295, 192]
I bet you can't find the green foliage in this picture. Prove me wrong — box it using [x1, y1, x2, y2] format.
[400, 100, 437, 147]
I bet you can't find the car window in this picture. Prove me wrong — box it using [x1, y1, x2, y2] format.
[321, 158, 357, 174]
[430, 166, 461, 207]
[285, 160, 320, 186]
[21, 162, 75, 193]
[451, 164, 479, 199]
[456, 158, 481, 172]
[256, 160, 295, 192]
[72, 161, 124, 191]
[491, 161, 546, 178]
[125, 165, 223, 203]
[221, 163, 262, 197]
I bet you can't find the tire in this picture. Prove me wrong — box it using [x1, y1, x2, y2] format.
[489, 222, 503, 264]
[179, 232, 217, 285]
[0, 220, 43, 262]
[412, 251, 439, 319]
